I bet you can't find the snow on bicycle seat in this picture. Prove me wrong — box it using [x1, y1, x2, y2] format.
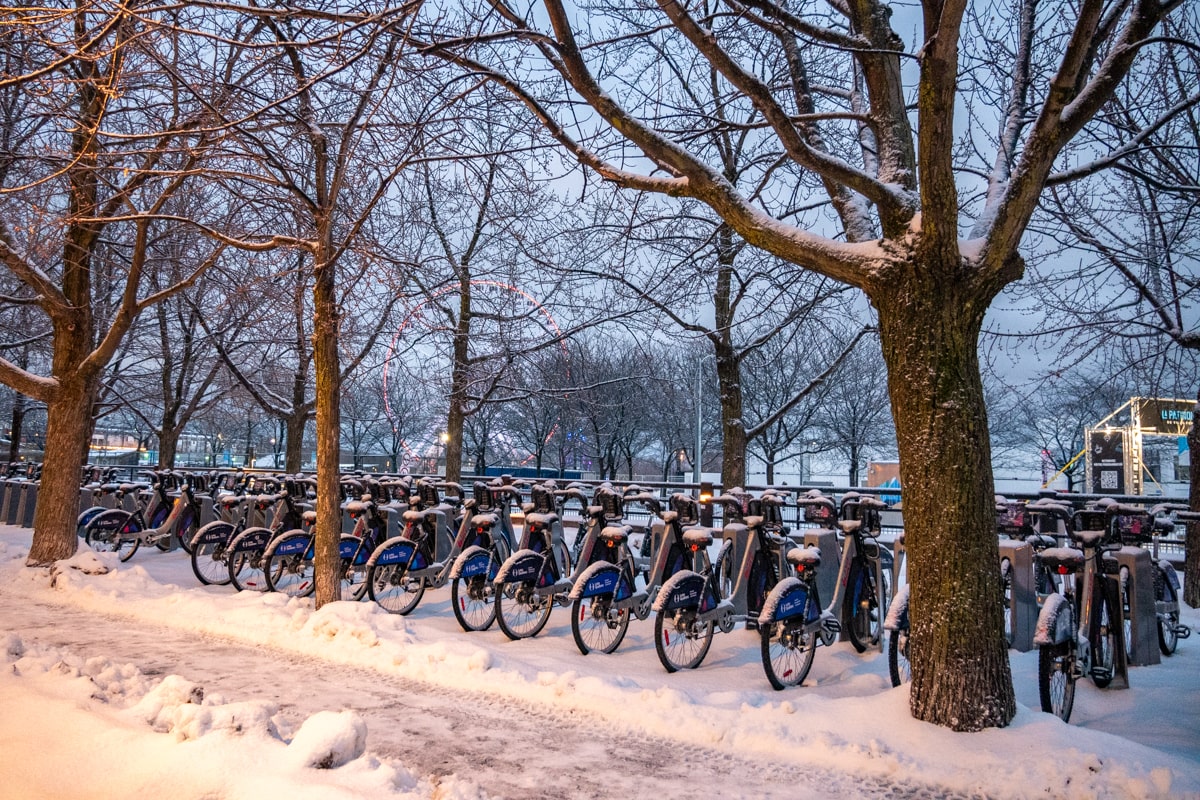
[682, 527, 713, 547]
[218, 494, 242, 507]
[838, 520, 862, 533]
[786, 546, 821, 568]
[1039, 547, 1084, 572]
[302, 510, 317, 525]
[524, 512, 559, 527]
[599, 524, 630, 543]
[1070, 529, 1107, 548]
[661, 510, 678, 523]
[470, 512, 499, 528]
[402, 509, 426, 522]
[255, 494, 278, 506]
[100, 483, 122, 493]
[118, 483, 145, 493]
[345, 500, 371, 516]
[1027, 534, 1057, 549]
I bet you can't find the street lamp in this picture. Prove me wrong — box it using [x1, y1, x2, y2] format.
[439, 431, 449, 475]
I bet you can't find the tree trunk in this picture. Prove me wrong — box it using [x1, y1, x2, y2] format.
[26, 381, 94, 565]
[444, 282, 471, 484]
[849, 444, 860, 487]
[875, 273, 1016, 731]
[284, 409, 307, 473]
[311, 252, 342, 608]
[158, 422, 179, 469]
[1184, 388, 1199, 608]
[8, 390, 25, 463]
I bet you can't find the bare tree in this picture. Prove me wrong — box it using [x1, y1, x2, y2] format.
[423, 0, 1193, 728]
[0, 5, 235, 564]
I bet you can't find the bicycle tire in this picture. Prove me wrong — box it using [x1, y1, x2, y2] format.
[1091, 585, 1117, 688]
[1000, 558, 1013, 647]
[1038, 641, 1076, 722]
[227, 527, 273, 592]
[84, 509, 140, 562]
[263, 532, 315, 597]
[842, 560, 884, 652]
[1158, 570, 1179, 656]
[654, 606, 714, 672]
[368, 562, 425, 615]
[888, 626, 911, 687]
[189, 522, 235, 585]
[496, 579, 553, 640]
[340, 534, 370, 601]
[571, 595, 630, 655]
[760, 619, 816, 690]
[451, 574, 496, 631]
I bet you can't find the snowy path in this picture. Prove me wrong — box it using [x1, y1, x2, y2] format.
[3, 591, 965, 800]
[1, 525, 1197, 799]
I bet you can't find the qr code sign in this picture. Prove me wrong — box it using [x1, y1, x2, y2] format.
[1100, 470, 1119, 490]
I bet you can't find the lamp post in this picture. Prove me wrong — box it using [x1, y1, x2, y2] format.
[439, 431, 449, 475]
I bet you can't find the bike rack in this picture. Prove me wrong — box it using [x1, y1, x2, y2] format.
[796, 528, 840, 626]
[719, 522, 754, 616]
[2, 480, 22, 524]
[998, 539, 1038, 652]
[1111, 547, 1161, 667]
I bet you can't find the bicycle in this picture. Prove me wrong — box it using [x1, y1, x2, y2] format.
[1114, 503, 1192, 658]
[996, 496, 1066, 645]
[83, 475, 202, 561]
[366, 479, 514, 629]
[566, 490, 699, 655]
[490, 481, 577, 639]
[1034, 505, 1129, 722]
[226, 479, 310, 592]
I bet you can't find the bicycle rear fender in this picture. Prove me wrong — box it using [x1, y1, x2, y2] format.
[451, 545, 495, 580]
[367, 536, 427, 570]
[191, 521, 234, 548]
[884, 584, 910, 632]
[759, 577, 818, 626]
[652, 570, 714, 613]
[569, 560, 633, 601]
[1033, 592, 1073, 647]
[230, 527, 273, 553]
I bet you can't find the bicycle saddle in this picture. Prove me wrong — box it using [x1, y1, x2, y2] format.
[1039, 547, 1084, 573]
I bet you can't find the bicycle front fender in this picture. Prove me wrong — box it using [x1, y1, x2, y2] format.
[569, 560, 622, 601]
[759, 576, 817, 626]
[494, 549, 543, 585]
[451, 545, 494, 580]
[652, 570, 707, 613]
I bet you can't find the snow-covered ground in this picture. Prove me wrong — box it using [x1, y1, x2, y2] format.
[1, 523, 1197, 799]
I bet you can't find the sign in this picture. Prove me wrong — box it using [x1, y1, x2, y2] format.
[1136, 398, 1195, 436]
[1089, 429, 1125, 494]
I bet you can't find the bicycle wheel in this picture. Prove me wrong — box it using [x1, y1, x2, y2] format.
[191, 541, 231, 585]
[228, 528, 273, 592]
[263, 534, 316, 598]
[761, 619, 816, 690]
[888, 626, 912, 687]
[1091, 587, 1118, 688]
[85, 509, 140, 561]
[176, 506, 200, 555]
[1038, 642, 1076, 722]
[1000, 559, 1013, 647]
[654, 606, 714, 672]
[340, 535, 370, 600]
[843, 561, 884, 652]
[1157, 569, 1179, 656]
[571, 595, 630, 655]
[150, 505, 173, 551]
[451, 574, 496, 631]
[496, 580, 553, 640]
[368, 563, 425, 615]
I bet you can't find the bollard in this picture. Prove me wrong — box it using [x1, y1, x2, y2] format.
[17, 482, 38, 528]
[1113, 547, 1161, 667]
[719, 522, 754, 616]
[3, 481, 24, 524]
[0, 481, 16, 523]
[999, 539, 1038, 652]
[198, 495, 216, 527]
[801, 528, 840, 624]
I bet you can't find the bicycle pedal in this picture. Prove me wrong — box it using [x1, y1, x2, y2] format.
[1176, 625, 1192, 639]
[745, 618, 759, 632]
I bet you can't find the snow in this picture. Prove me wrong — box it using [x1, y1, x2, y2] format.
[1, 523, 1198, 798]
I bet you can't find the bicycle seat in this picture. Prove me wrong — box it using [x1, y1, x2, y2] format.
[218, 495, 242, 508]
[838, 520, 862, 534]
[345, 500, 371, 517]
[524, 512, 559, 527]
[302, 510, 317, 525]
[786, 546, 821, 569]
[743, 515, 764, 529]
[682, 527, 713, 548]
[470, 512, 499, 529]
[1026, 533, 1057, 549]
[599, 524, 630, 543]
[1070, 529, 1107, 548]
[402, 509, 426, 523]
[118, 483, 143, 493]
[100, 483, 122, 493]
[1039, 547, 1085, 573]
